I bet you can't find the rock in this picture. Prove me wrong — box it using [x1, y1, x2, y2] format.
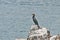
[16, 38, 26, 40]
[28, 25, 50, 40]
[50, 34, 60, 40]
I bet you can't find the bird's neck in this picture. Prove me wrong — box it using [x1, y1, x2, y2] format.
[33, 16, 35, 18]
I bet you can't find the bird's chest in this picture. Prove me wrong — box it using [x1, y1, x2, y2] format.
[33, 18, 36, 20]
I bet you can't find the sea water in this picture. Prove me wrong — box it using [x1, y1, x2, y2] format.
[0, 0, 60, 40]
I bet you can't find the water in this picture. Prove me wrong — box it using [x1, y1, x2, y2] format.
[0, 0, 60, 40]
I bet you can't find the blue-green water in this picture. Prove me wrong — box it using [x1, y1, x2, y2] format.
[0, 0, 60, 40]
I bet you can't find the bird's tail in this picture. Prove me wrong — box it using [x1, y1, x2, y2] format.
[37, 25, 41, 29]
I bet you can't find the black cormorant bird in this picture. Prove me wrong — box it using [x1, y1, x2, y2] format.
[32, 14, 40, 29]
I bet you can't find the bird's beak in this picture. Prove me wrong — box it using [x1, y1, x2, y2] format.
[32, 14, 34, 15]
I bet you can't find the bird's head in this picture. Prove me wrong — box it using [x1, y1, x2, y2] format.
[32, 14, 35, 16]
